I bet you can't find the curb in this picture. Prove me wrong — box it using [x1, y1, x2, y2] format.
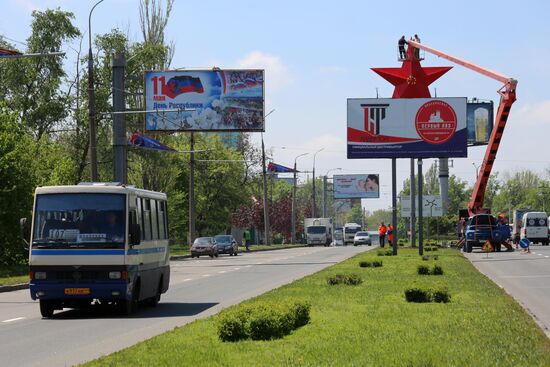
[0, 283, 29, 293]
[0, 246, 310, 292]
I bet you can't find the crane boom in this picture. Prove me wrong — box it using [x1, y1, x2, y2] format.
[408, 40, 517, 215]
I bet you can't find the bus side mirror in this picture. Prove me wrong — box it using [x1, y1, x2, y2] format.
[129, 224, 141, 246]
[20, 218, 30, 249]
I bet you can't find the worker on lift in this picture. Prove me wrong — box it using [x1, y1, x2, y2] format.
[398, 36, 408, 59]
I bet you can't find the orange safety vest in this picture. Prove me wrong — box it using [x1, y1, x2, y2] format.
[388, 225, 394, 240]
[378, 225, 387, 236]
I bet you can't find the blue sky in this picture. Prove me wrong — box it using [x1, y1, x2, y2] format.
[3, 0, 550, 212]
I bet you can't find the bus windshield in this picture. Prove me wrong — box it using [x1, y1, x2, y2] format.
[307, 226, 326, 234]
[32, 193, 126, 249]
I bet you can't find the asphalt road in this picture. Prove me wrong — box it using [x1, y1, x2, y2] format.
[464, 245, 550, 337]
[0, 245, 373, 367]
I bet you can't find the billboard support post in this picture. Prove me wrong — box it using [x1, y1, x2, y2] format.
[188, 133, 196, 244]
[439, 158, 449, 214]
[392, 158, 398, 255]
[410, 158, 416, 248]
[261, 135, 270, 245]
[322, 175, 327, 218]
[418, 159, 424, 256]
[112, 53, 127, 184]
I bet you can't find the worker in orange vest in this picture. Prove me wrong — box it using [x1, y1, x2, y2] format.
[378, 222, 387, 248]
[387, 224, 394, 246]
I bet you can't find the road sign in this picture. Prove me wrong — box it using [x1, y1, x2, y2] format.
[519, 238, 530, 249]
[482, 241, 493, 252]
[400, 195, 443, 217]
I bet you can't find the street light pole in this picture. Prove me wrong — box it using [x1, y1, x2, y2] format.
[291, 153, 308, 244]
[472, 162, 479, 179]
[312, 148, 324, 218]
[323, 168, 342, 218]
[88, 0, 104, 182]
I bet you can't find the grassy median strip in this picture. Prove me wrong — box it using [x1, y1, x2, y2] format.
[169, 243, 304, 257]
[0, 264, 28, 286]
[85, 248, 550, 366]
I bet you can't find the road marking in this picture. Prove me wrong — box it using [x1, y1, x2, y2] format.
[538, 254, 543, 256]
[2, 317, 25, 323]
[234, 267, 241, 270]
[183, 278, 192, 282]
[218, 270, 227, 274]
[501, 275, 550, 279]
[545, 256, 549, 258]
[202, 274, 210, 277]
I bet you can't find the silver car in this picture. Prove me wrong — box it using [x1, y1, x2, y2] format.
[353, 231, 371, 246]
[191, 237, 219, 258]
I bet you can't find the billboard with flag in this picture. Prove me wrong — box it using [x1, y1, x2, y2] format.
[347, 97, 467, 159]
[144, 70, 264, 132]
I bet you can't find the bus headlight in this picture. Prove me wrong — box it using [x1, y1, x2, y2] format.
[109, 271, 122, 279]
[35, 271, 47, 280]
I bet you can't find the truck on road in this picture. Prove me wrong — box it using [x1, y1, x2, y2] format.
[304, 218, 333, 246]
[343, 223, 362, 246]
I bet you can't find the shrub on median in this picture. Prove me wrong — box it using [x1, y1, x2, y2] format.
[327, 274, 363, 286]
[218, 300, 311, 342]
[404, 287, 451, 303]
[359, 260, 383, 268]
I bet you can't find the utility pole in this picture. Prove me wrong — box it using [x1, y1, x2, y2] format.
[392, 158, 398, 255]
[418, 158, 424, 256]
[188, 133, 196, 244]
[112, 53, 127, 184]
[261, 135, 270, 245]
[410, 158, 416, 248]
[439, 158, 449, 214]
[312, 148, 324, 218]
[291, 153, 308, 244]
[87, 0, 104, 181]
[322, 175, 327, 217]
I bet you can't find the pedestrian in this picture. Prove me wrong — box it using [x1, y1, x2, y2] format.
[413, 34, 421, 59]
[398, 35, 408, 59]
[244, 230, 251, 251]
[387, 224, 394, 246]
[378, 221, 387, 248]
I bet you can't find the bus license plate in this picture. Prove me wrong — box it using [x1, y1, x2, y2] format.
[64, 288, 90, 295]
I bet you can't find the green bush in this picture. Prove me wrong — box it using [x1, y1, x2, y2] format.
[372, 260, 383, 268]
[218, 301, 311, 342]
[359, 261, 371, 268]
[432, 265, 444, 275]
[433, 255, 439, 261]
[397, 239, 408, 247]
[327, 274, 363, 286]
[417, 265, 430, 275]
[421, 255, 430, 261]
[377, 249, 394, 256]
[404, 288, 431, 303]
[432, 289, 451, 303]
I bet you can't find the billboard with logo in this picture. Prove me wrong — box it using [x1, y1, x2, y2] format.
[467, 101, 494, 145]
[144, 69, 264, 131]
[400, 195, 443, 217]
[347, 97, 467, 158]
[333, 174, 380, 199]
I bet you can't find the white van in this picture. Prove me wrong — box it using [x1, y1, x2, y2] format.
[520, 212, 548, 245]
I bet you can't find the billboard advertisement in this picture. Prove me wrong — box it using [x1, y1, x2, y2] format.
[400, 195, 443, 217]
[347, 97, 467, 159]
[333, 174, 380, 199]
[144, 69, 264, 131]
[467, 101, 494, 145]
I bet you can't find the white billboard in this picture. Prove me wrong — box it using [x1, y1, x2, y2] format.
[333, 174, 380, 199]
[401, 195, 443, 217]
[347, 97, 467, 159]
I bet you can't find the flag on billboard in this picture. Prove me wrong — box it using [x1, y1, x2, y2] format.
[0, 47, 21, 57]
[162, 76, 204, 99]
[128, 131, 176, 152]
[268, 162, 296, 173]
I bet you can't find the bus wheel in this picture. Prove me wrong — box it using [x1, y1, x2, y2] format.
[120, 283, 138, 315]
[147, 279, 162, 307]
[39, 300, 54, 318]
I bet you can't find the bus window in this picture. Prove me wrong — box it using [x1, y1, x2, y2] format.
[150, 200, 159, 240]
[142, 198, 152, 241]
[158, 201, 166, 239]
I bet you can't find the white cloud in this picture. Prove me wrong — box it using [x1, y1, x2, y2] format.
[15, 0, 41, 13]
[319, 65, 347, 74]
[513, 100, 550, 126]
[236, 51, 292, 90]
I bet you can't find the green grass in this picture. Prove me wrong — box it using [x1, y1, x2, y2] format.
[84, 248, 550, 366]
[0, 264, 28, 285]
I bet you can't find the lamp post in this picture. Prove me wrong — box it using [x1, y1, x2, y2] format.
[291, 153, 309, 244]
[88, 0, 105, 181]
[323, 168, 342, 218]
[472, 162, 479, 179]
[312, 148, 324, 218]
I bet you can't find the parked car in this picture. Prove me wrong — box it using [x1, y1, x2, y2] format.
[191, 237, 219, 258]
[214, 235, 239, 256]
[353, 231, 371, 246]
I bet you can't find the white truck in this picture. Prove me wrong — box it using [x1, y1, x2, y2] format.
[520, 212, 549, 245]
[343, 223, 362, 246]
[304, 218, 333, 246]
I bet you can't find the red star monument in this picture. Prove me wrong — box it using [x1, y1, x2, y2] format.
[371, 44, 452, 98]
